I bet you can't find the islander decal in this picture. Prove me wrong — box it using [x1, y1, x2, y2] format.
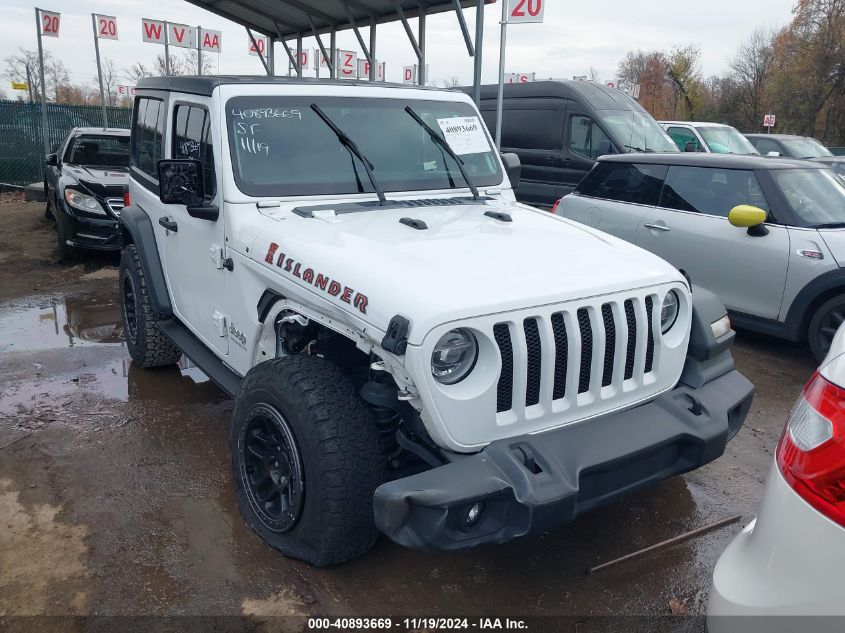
[263, 242, 369, 314]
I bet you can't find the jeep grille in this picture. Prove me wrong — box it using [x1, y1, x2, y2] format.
[494, 294, 658, 414]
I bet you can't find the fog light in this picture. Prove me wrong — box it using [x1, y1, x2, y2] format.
[466, 502, 484, 527]
[711, 315, 731, 339]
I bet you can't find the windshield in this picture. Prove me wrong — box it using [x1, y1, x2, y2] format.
[225, 96, 502, 197]
[781, 137, 833, 159]
[598, 109, 678, 153]
[64, 134, 130, 167]
[698, 126, 759, 155]
[771, 168, 845, 226]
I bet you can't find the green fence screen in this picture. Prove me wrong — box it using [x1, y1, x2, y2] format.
[0, 100, 132, 189]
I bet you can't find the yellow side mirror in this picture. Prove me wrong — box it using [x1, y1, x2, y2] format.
[729, 205, 767, 228]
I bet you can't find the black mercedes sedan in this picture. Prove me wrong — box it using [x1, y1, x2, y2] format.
[44, 127, 129, 260]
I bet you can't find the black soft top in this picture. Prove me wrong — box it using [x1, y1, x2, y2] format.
[136, 75, 448, 97]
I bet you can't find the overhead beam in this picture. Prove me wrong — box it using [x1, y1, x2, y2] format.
[343, 4, 372, 64]
[452, 0, 474, 56]
[246, 27, 271, 75]
[273, 21, 299, 72]
[395, 2, 423, 61]
[307, 15, 334, 75]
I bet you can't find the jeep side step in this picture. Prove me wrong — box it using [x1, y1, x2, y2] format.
[157, 319, 243, 397]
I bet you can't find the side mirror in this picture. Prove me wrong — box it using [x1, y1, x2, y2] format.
[684, 141, 699, 153]
[46, 153, 58, 166]
[596, 139, 612, 158]
[157, 159, 204, 206]
[767, 151, 781, 157]
[500, 152, 521, 190]
[729, 205, 768, 236]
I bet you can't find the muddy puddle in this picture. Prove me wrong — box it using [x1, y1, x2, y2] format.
[0, 290, 224, 420]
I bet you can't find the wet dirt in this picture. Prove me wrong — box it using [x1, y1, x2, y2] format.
[0, 201, 818, 622]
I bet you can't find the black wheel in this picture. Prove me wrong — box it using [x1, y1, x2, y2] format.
[55, 208, 79, 262]
[44, 184, 54, 220]
[231, 355, 386, 567]
[119, 244, 181, 368]
[809, 295, 845, 362]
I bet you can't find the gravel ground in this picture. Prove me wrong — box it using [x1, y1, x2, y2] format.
[0, 200, 817, 630]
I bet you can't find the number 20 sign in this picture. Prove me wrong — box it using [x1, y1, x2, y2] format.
[507, 0, 544, 23]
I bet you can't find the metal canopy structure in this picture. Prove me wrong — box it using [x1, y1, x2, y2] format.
[184, 0, 493, 101]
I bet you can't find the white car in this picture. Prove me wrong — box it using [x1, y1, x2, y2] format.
[707, 326, 845, 630]
[118, 76, 753, 567]
[659, 121, 759, 155]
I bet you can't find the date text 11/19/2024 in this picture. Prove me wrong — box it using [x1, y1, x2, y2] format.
[307, 617, 529, 630]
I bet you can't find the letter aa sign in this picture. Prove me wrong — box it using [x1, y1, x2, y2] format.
[507, 0, 544, 23]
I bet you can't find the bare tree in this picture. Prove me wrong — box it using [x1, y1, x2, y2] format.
[438, 76, 461, 88]
[5, 48, 43, 100]
[729, 28, 775, 129]
[94, 58, 121, 106]
[588, 66, 601, 83]
[127, 51, 212, 82]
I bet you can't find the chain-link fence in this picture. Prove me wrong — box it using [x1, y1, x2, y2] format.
[0, 100, 132, 189]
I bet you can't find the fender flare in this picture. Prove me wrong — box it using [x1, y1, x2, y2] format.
[784, 268, 845, 340]
[119, 205, 172, 316]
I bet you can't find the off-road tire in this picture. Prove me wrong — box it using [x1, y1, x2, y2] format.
[809, 295, 845, 362]
[119, 244, 181, 368]
[55, 208, 79, 262]
[230, 355, 386, 567]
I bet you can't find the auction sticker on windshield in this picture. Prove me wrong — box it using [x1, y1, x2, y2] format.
[436, 116, 490, 155]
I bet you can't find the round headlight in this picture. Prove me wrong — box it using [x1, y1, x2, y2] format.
[431, 328, 478, 385]
[660, 291, 680, 333]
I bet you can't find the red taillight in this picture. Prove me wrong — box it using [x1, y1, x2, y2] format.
[124, 191, 131, 207]
[551, 198, 561, 214]
[777, 371, 845, 527]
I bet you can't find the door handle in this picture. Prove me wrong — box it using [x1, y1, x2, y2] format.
[644, 223, 671, 232]
[158, 216, 178, 233]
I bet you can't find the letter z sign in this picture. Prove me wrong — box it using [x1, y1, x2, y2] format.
[507, 0, 545, 23]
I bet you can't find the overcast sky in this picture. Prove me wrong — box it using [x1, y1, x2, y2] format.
[2, 0, 797, 93]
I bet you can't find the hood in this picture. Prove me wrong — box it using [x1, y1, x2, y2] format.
[819, 228, 845, 266]
[239, 200, 685, 343]
[63, 165, 128, 197]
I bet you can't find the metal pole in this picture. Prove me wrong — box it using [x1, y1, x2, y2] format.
[35, 7, 50, 156]
[473, 0, 484, 105]
[91, 13, 109, 129]
[494, 0, 508, 150]
[418, 5, 426, 86]
[296, 33, 303, 77]
[164, 22, 171, 76]
[330, 27, 337, 79]
[369, 18, 376, 81]
[26, 65, 34, 103]
[197, 26, 202, 75]
[268, 38, 275, 76]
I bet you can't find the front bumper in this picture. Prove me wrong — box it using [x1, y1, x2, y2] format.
[63, 207, 121, 251]
[374, 368, 753, 551]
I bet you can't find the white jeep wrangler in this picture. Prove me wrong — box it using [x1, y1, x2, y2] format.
[119, 76, 753, 566]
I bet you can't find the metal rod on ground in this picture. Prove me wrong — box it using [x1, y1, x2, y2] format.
[587, 514, 742, 575]
[91, 13, 109, 129]
[35, 7, 50, 156]
[473, 0, 484, 106]
[494, 0, 507, 150]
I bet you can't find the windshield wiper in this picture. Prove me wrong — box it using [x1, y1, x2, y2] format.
[404, 106, 480, 200]
[310, 103, 386, 206]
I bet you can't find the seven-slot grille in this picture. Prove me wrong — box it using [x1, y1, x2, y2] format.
[494, 295, 658, 414]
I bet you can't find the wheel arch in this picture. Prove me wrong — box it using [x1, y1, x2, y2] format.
[785, 269, 845, 341]
[119, 205, 172, 317]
